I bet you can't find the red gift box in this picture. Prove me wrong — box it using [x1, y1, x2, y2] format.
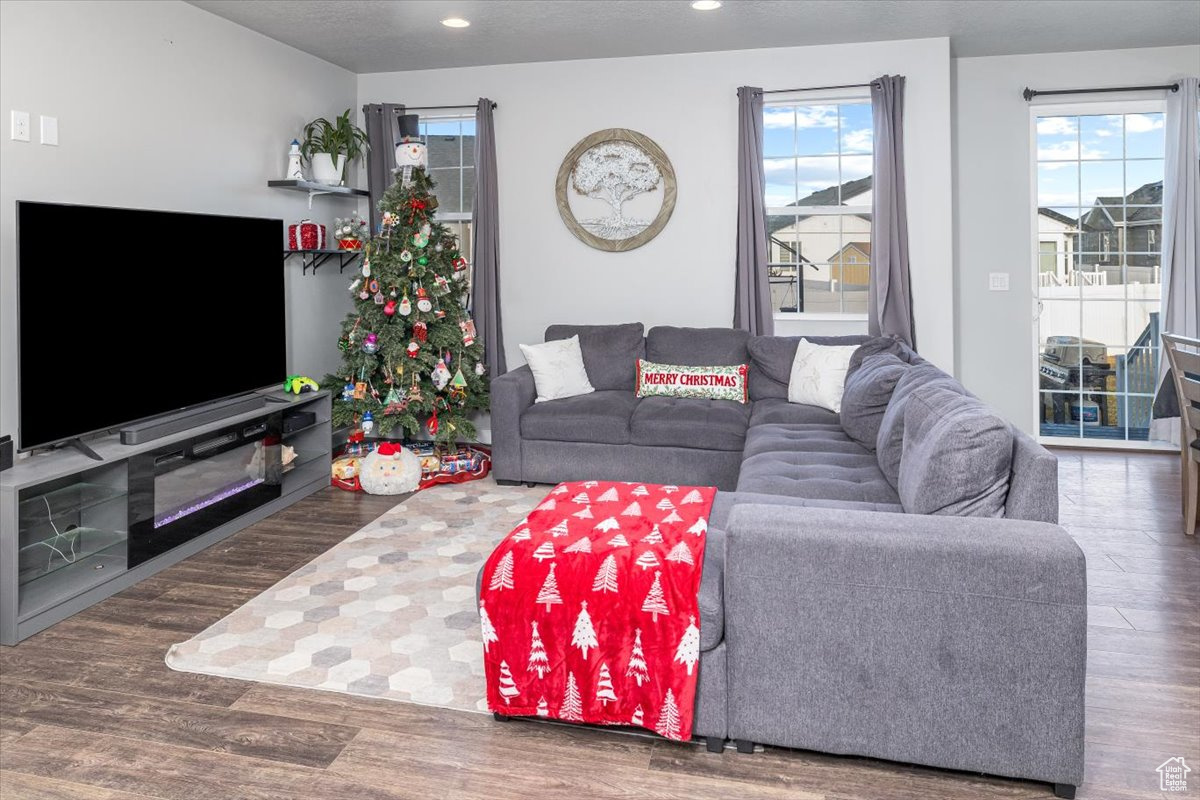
[288, 219, 326, 250]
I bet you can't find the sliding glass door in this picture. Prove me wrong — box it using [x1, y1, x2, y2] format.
[1033, 101, 1165, 445]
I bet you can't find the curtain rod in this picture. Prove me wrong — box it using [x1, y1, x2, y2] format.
[1023, 83, 1179, 101]
[756, 82, 878, 95]
[390, 102, 497, 112]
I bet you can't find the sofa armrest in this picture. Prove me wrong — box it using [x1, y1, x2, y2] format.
[490, 365, 537, 482]
[723, 503, 1086, 786]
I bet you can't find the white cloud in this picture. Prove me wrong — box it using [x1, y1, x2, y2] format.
[763, 109, 794, 130]
[1038, 141, 1104, 161]
[1037, 117, 1077, 136]
[842, 129, 872, 151]
[1125, 113, 1164, 134]
[764, 105, 839, 130]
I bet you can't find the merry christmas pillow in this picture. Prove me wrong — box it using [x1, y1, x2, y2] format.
[635, 360, 749, 403]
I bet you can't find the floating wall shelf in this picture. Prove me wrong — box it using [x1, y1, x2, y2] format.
[283, 249, 362, 275]
[268, 179, 368, 209]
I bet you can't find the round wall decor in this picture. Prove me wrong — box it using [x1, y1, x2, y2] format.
[555, 128, 677, 252]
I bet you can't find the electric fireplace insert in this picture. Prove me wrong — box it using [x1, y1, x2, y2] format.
[127, 413, 284, 567]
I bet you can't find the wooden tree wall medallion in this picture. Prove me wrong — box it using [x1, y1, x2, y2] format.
[555, 128, 677, 252]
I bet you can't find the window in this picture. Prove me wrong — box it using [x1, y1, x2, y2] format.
[1033, 102, 1165, 445]
[763, 97, 872, 317]
[418, 114, 475, 260]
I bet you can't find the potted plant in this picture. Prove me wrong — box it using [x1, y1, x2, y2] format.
[334, 213, 369, 250]
[300, 109, 368, 185]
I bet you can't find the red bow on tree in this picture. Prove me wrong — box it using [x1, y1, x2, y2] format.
[408, 199, 428, 224]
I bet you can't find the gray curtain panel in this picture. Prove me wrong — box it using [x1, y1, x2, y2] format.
[1150, 76, 1199, 441]
[734, 86, 774, 336]
[362, 103, 404, 231]
[471, 98, 506, 376]
[869, 75, 916, 349]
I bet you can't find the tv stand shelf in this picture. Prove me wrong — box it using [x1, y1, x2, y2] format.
[0, 390, 331, 645]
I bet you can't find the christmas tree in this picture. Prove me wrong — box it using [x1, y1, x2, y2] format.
[572, 601, 598, 659]
[591, 554, 619, 594]
[641, 571, 669, 622]
[479, 600, 498, 654]
[498, 660, 520, 704]
[330, 168, 488, 442]
[656, 688, 681, 739]
[626, 629, 649, 686]
[528, 621, 549, 678]
[536, 563, 563, 611]
[488, 550, 514, 591]
[596, 663, 618, 705]
[561, 672, 584, 721]
[674, 615, 700, 676]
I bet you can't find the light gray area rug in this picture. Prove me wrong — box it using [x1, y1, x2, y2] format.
[166, 478, 543, 712]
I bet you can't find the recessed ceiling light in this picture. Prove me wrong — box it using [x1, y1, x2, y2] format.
[441, 17, 470, 28]
[691, 1, 721, 9]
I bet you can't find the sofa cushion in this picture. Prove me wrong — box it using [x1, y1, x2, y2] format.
[876, 363, 967, 489]
[737, 424, 900, 504]
[899, 386, 1014, 517]
[520, 390, 638, 445]
[748, 397, 839, 427]
[787, 338, 860, 412]
[519, 336, 595, 402]
[697, 525, 724, 651]
[630, 396, 751, 452]
[747, 335, 871, 400]
[847, 335, 921, 376]
[840, 353, 910, 450]
[545, 322, 645, 391]
[646, 326, 749, 367]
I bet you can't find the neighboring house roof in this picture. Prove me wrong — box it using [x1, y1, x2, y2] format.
[1082, 181, 1163, 229]
[831, 242, 871, 259]
[1038, 207, 1078, 227]
[768, 176, 873, 235]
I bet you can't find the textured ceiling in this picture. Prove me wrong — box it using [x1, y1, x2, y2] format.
[186, 0, 1200, 73]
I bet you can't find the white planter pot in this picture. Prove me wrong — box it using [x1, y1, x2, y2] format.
[310, 153, 347, 185]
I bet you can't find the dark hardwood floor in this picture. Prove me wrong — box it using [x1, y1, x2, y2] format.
[1, 452, 1195, 799]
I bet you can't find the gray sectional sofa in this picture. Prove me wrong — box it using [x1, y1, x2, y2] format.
[489, 323, 1086, 799]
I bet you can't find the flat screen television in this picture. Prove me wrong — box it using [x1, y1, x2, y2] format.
[16, 202, 286, 451]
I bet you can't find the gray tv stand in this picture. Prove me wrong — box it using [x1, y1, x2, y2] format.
[0, 390, 331, 645]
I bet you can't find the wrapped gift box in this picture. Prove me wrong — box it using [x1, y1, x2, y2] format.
[288, 219, 326, 250]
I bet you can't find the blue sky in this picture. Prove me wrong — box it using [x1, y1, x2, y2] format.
[1035, 113, 1165, 212]
[763, 102, 873, 207]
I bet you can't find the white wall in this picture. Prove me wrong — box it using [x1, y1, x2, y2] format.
[0, 0, 357, 441]
[358, 38, 954, 373]
[953, 45, 1199, 433]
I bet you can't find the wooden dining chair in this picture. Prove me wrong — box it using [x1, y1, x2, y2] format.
[1162, 333, 1200, 535]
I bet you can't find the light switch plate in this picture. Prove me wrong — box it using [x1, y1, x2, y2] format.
[39, 115, 58, 146]
[988, 272, 1010, 291]
[10, 110, 30, 142]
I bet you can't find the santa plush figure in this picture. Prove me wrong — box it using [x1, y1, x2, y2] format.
[358, 441, 423, 495]
[394, 114, 427, 186]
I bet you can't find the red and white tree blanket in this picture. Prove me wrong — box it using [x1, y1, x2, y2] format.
[480, 480, 715, 741]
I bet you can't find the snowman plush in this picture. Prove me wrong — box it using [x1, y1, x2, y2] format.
[358, 442, 422, 495]
[394, 137, 427, 186]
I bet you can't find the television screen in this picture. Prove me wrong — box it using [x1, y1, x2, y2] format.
[16, 202, 286, 450]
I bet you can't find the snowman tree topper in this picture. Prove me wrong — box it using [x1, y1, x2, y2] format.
[394, 114, 427, 187]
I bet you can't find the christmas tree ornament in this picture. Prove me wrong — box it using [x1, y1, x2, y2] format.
[400, 248, 412, 263]
[398, 293, 412, 315]
[362, 261, 371, 277]
[408, 376, 423, 403]
[358, 289, 370, 300]
[416, 287, 432, 312]
[389, 285, 398, 297]
[475, 362, 486, 376]
[414, 320, 428, 342]
[421, 223, 432, 236]
[431, 360, 451, 391]
[353, 380, 367, 400]
[348, 278, 361, 293]
[433, 274, 450, 294]
[434, 243, 444, 253]
[406, 340, 420, 358]
[460, 319, 477, 346]
[362, 333, 379, 354]
[368, 279, 380, 293]
[413, 231, 429, 248]
[451, 367, 467, 389]
[373, 291, 385, 305]
[341, 382, 355, 401]
[452, 257, 469, 278]
[383, 387, 407, 414]
[416, 255, 429, 266]
[383, 299, 397, 317]
[426, 409, 439, 436]
[361, 410, 375, 435]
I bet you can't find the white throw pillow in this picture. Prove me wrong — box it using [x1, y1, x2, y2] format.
[519, 335, 596, 403]
[787, 338, 860, 412]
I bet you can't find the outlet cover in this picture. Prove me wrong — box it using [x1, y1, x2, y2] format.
[10, 110, 30, 142]
[40, 115, 58, 146]
[989, 272, 1010, 291]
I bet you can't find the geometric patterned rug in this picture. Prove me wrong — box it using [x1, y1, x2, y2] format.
[165, 478, 544, 712]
